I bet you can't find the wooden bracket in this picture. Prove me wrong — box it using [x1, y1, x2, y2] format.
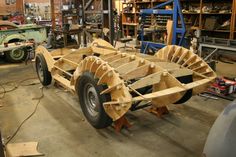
[113, 116, 131, 132]
[146, 106, 169, 118]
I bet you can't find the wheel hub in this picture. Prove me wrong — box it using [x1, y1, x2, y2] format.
[10, 49, 25, 60]
[85, 83, 100, 117]
[37, 61, 44, 82]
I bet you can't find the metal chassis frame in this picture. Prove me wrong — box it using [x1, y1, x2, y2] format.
[140, 0, 186, 53]
[199, 44, 236, 61]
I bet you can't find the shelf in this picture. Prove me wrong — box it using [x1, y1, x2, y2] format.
[183, 12, 232, 15]
[202, 13, 232, 15]
[123, 12, 136, 14]
[136, 1, 151, 4]
[123, 23, 138, 26]
[201, 29, 231, 33]
[183, 12, 200, 15]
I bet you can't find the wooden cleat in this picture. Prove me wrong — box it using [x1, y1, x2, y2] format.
[146, 106, 169, 118]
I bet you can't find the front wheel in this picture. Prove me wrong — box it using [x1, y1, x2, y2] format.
[35, 54, 52, 86]
[77, 72, 112, 129]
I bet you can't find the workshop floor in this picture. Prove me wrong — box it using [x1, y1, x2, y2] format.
[0, 59, 234, 157]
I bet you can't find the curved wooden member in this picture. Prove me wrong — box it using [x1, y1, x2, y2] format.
[155, 45, 217, 95]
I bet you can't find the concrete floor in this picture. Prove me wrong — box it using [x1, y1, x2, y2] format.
[0, 59, 234, 157]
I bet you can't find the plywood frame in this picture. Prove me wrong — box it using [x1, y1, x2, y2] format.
[35, 39, 216, 121]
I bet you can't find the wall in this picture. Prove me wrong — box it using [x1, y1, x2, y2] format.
[0, 1, 16, 15]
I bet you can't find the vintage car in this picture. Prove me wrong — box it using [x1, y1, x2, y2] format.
[0, 20, 47, 62]
[35, 39, 216, 129]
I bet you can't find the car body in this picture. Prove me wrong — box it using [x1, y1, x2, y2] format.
[0, 20, 47, 62]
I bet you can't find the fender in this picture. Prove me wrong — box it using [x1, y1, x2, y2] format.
[1, 34, 26, 44]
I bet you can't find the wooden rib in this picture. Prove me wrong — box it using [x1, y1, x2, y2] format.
[167, 46, 175, 61]
[85, 58, 95, 71]
[121, 64, 150, 80]
[170, 47, 182, 62]
[192, 64, 208, 71]
[129, 71, 163, 90]
[100, 83, 123, 95]
[176, 49, 188, 64]
[94, 62, 107, 78]
[181, 55, 197, 67]
[97, 70, 113, 85]
[193, 72, 208, 78]
[187, 60, 202, 68]
[89, 59, 98, 72]
[201, 71, 213, 75]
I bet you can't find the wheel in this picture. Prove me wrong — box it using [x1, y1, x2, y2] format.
[174, 75, 193, 104]
[77, 72, 112, 129]
[35, 54, 52, 86]
[5, 48, 28, 63]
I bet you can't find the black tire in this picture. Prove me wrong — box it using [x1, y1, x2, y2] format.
[35, 54, 52, 86]
[5, 48, 28, 63]
[174, 75, 193, 104]
[77, 72, 112, 129]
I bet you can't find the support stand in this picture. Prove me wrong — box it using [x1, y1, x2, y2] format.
[146, 106, 169, 118]
[113, 116, 131, 132]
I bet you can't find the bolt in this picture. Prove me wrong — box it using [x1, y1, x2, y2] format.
[140, 59, 145, 64]
[116, 85, 122, 90]
[102, 65, 107, 71]
[150, 63, 155, 68]
[130, 55, 135, 60]
[116, 106, 121, 111]
[121, 103, 127, 107]
[163, 70, 168, 76]
[108, 71, 113, 77]
[121, 53, 126, 57]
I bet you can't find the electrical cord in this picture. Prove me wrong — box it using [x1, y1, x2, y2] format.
[0, 77, 43, 146]
[0, 78, 39, 99]
[4, 87, 44, 145]
[0, 84, 6, 99]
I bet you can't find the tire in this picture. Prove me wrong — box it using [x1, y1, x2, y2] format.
[35, 54, 52, 86]
[5, 48, 28, 63]
[77, 72, 112, 129]
[174, 75, 193, 104]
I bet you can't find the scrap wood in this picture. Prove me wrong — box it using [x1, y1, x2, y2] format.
[6, 142, 44, 157]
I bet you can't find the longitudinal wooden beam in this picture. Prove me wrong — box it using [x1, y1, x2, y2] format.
[128, 71, 162, 90]
[115, 60, 140, 75]
[132, 87, 185, 102]
[121, 64, 150, 80]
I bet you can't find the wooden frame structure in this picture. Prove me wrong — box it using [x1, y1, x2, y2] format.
[36, 39, 216, 122]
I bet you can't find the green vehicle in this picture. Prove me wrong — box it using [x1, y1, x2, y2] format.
[0, 20, 47, 62]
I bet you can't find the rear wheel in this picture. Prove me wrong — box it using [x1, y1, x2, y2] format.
[174, 75, 193, 104]
[77, 72, 112, 129]
[35, 54, 52, 86]
[5, 48, 27, 63]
